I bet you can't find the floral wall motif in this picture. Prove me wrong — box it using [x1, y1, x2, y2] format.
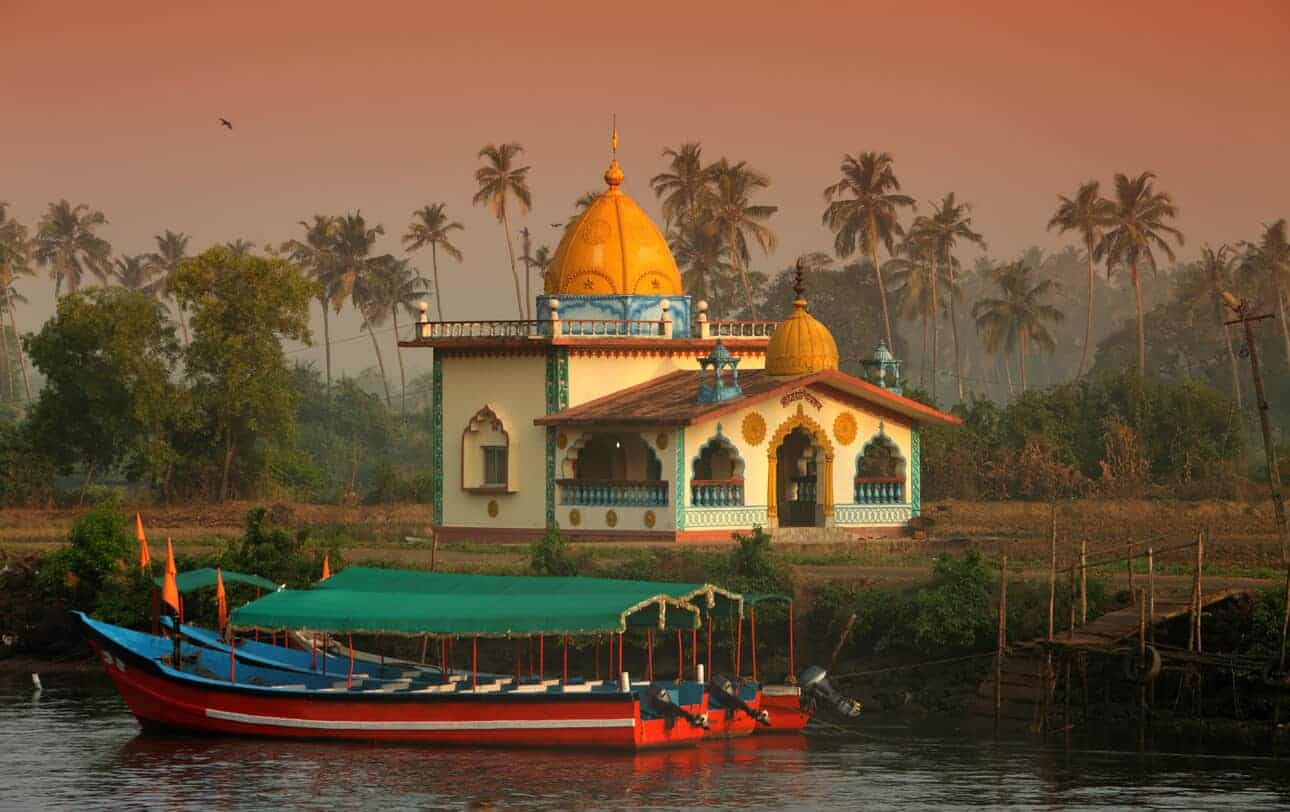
[741, 412, 767, 446]
[833, 412, 858, 446]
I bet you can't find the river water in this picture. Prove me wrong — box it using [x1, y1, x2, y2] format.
[2, 671, 1288, 811]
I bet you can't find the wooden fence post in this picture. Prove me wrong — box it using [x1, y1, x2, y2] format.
[1080, 538, 1088, 625]
[1147, 547, 1155, 646]
[995, 554, 1009, 733]
[1127, 539, 1136, 603]
[1048, 502, 1057, 642]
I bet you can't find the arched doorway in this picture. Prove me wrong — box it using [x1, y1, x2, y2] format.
[766, 411, 834, 528]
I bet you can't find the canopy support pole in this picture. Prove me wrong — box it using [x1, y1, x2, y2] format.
[692, 629, 698, 681]
[647, 630, 654, 683]
[539, 635, 544, 680]
[472, 637, 478, 688]
[441, 639, 448, 679]
[595, 636, 601, 680]
[750, 607, 758, 682]
[514, 640, 521, 683]
[618, 632, 624, 674]
[706, 612, 713, 677]
[562, 635, 568, 682]
[676, 630, 683, 681]
[346, 634, 354, 689]
[788, 603, 796, 680]
[735, 615, 743, 679]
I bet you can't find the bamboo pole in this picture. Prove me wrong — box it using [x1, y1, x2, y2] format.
[1048, 502, 1057, 642]
[829, 612, 857, 673]
[1127, 540, 1136, 603]
[995, 554, 1008, 733]
[1080, 538, 1088, 625]
[1196, 530, 1204, 654]
[1147, 547, 1155, 647]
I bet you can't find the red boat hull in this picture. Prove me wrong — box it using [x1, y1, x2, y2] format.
[89, 638, 706, 751]
[758, 686, 810, 733]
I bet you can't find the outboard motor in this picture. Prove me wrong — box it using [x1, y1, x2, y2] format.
[709, 673, 771, 726]
[645, 685, 709, 729]
[799, 666, 862, 723]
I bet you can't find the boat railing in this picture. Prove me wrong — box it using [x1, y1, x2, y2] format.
[854, 476, 905, 504]
[557, 478, 669, 507]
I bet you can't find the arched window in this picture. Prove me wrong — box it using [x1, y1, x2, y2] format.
[462, 406, 510, 491]
[691, 431, 745, 506]
[854, 430, 906, 504]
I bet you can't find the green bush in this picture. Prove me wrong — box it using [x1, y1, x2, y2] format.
[221, 507, 341, 588]
[37, 504, 134, 608]
[529, 526, 581, 576]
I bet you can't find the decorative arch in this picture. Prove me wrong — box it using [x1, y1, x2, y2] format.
[691, 426, 745, 507]
[766, 406, 835, 519]
[560, 431, 663, 482]
[461, 406, 510, 492]
[854, 424, 907, 504]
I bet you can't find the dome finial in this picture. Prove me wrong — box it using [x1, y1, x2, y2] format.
[792, 258, 807, 303]
[604, 115, 624, 189]
[765, 258, 838, 376]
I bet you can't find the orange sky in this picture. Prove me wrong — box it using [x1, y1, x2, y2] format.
[4, 0, 1288, 374]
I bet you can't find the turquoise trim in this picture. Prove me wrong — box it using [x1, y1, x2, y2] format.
[544, 348, 569, 527]
[431, 353, 443, 526]
[911, 428, 921, 517]
[674, 428, 686, 531]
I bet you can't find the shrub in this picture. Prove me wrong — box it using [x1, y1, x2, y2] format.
[529, 526, 581, 577]
[36, 504, 134, 609]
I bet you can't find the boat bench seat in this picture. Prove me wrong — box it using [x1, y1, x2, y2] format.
[555, 683, 594, 693]
[507, 683, 548, 693]
[411, 683, 458, 693]
[464, 683, 501, 693]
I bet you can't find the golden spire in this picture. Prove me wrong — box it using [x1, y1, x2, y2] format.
[604, 114, 624, 189]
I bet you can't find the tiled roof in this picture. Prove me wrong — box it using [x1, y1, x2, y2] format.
[534, 369, 962, 427]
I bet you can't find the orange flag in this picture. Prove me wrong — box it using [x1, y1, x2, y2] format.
[215, 568, 228, 631]
[135, 512, 151, 572]
[162, 538, 181, 617]
[321, 555, 331, 581]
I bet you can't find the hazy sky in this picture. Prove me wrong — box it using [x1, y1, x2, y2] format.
[4, 0, 1288, 378]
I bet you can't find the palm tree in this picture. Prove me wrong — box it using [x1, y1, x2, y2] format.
[330, 211, 385, 316]
[1187, 245, 1244, 408]
[650, 143, 711, 228]
[1094, 172, 1183, 375]
[224, 238, 257, 257]
[402, 203, 463, 321]
[111, 254, 161, 292]
[351, 254, 407, 410]
[567, 190, 601, 226]
[972, 260, 1064, 391]
[473, 142, 532, 319]
[531, 245, 553, 281]
[32, 200, 112, 299]
[1047, 181, 1115, 378]
[670, 219, 736, 309]
[923, 193, 985, 401]
[0, 203, 33, 401]
[145, 230, 192, 345]
[283, 215, 339, 386]
[886, 233, 941, 387]
[366, 255, 430, 414]
[822, 151, 916, 351]
[1239, 219, 1290, 369]
[708, 159, 777, 320]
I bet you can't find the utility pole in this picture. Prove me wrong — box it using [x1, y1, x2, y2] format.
[519, 226, 532, 321]
[1223, 292, 1290, 679]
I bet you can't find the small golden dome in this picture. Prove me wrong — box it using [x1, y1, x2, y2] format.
[544, 156, 683, 297]
[765, 269, 839, 376]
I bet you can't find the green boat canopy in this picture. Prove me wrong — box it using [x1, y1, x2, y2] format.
[153, 568, 277, 594]
[230, 585, 700, 637]
[315, 567, 744, 618]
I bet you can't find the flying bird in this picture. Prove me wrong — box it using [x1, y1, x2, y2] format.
[218, 118, 233, 130]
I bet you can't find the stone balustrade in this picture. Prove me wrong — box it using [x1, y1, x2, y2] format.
[690, 479, 745, 507]
[854, 476, 905, 504]
[557, 479, 669, 507]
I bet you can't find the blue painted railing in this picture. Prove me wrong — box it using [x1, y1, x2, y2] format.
[854, 477, 905, 504]
[557, 479, 669, 507]
[690, 479, 745, 507]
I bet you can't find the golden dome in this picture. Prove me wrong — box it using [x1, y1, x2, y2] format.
[765, 271, 839, 376]
[543, 157, 683, 297]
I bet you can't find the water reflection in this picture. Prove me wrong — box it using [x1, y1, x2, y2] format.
[2, 672, 1288, 811]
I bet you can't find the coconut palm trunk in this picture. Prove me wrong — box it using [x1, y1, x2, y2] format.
[1018, 332, 1029, 392]
[6, 301, 30, 400]
[367, 322, 393, 408]
[317, 297, 332, 387]
[500, 210, 524, 319]
[0, 300, 10, 402]
[929, 254, 940, 400]
[392, 306, 407, 415]
[1078, 237, 1097, 377]
[945, 249, 964, 401]
[730, 224, 759, 321]
[220, 428, 236, 503]
[1277, 283, 1290, 371]
[920, 312, 929, 388]
[870, 243, 895, 353]
[1129, 260, 1147, 375]
[431, 243, 444, 321]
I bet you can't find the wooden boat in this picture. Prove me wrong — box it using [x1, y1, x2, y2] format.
[80, 606, 712, 750]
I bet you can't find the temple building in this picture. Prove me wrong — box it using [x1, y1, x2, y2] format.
[401, 143, 960, 543]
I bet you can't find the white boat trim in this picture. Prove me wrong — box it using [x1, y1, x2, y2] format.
[206, 708, 636, 731]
